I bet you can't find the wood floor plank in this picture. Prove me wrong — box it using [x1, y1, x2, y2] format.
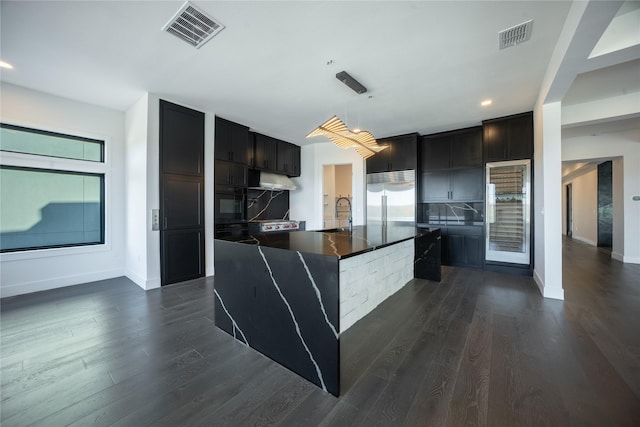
[0, 239, 638, 426]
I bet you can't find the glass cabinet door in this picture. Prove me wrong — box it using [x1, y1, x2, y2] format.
[486, 160, 531, 265]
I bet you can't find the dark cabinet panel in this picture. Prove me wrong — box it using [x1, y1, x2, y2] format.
[253, 133, 278, 171]
[421, 171, 450, 201]
[483, 112, 533, 162]
[215, 160, 247, 187]
[450, 168, 484, 201]
[421, 127, 482, 171]
[160, 100, 205, 286]
[215, 116, 251, 165]
[450, 128, 483, 168]
[276, 140, 301, 177]
[161, 101, 204, 176]
[162, 229, 204, 284]
[290, 144, 301, 177]
[506, 114, 534, 161]
[276, 140, 291, 174]
[421, 134, 450, 170]
[464, 234, 484, 268]
[421, 168, 483, 202]
[483, 120, 508, 162]
[367, 133, 418, 173]
[439, 226, 484, 269]
[163, 175, 203, 229]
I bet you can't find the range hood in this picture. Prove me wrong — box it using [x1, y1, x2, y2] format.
[248, 170, 297, 191]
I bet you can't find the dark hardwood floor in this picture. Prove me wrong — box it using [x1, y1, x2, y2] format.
[1, 237, 639, 426]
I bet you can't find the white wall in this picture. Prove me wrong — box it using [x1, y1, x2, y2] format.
[533, 102, 564, 300]
[562, 129, 640, 263]
[0, 83, 126, 297]
[565, 168, 598, 246]
[290, 142, 365, 231]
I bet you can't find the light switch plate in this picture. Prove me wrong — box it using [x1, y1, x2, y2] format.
[151, 209, 160, 231]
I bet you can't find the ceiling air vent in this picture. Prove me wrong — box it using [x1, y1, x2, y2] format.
[499, 20, 533, 49]
[162, 1, 224, 49]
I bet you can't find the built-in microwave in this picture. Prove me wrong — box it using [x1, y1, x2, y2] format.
[214, 186, 246, 223]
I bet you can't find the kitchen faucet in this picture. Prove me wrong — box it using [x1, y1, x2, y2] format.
[335, 196, 352, 231]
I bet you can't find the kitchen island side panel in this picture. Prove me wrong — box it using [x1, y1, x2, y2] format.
[214, 239, 340, 395]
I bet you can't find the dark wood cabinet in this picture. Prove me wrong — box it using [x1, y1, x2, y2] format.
[421, 168, 483, 202]
[253, 133, 278, 171]
[421, 127, 482, 170]
[276, 140, 301, 177]
[366, 133, 418, 173]
[215, 116, 251, 165]
[215, 160, 247, 187]
[440, 226, 483, 269]
[160, 100, 205, 286]
[483, 112, 533, 162]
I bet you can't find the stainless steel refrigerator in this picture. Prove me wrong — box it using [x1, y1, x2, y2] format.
[366, 170, 416, 226]
[486, 159, 531, 265]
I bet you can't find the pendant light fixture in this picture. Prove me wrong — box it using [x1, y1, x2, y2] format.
[306, 115, 387, 159]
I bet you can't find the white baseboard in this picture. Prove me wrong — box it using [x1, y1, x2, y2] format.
[125, 270, 161, 290]
[533, 269, 564, 300]
[621, 254, 640, 264]
[612, 251, 624, 262]
[0, 268, 124, 298]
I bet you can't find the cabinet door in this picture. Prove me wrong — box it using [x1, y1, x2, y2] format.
[276, 140, 292, 174]
[450, 168, 484, 201]
[366, 148, 390, 173]
[229, 121, 251, 165]
[388, 134, 417, 171]
[483, 120, 508, 162]
[254, 133, 277, 171]
[229, 163, 247, 186]
[448, 235, 466, 266]
[215, 117, 250, 164]
[214, 117, 232, 162]
[450, 128, 483, 168]
[464, 235, 484, 268]
[162, 103, 204, 176]
[421, 135, 450, 170]
[290, 144, 301, 177]
[214, 160, 247, 186]
[507, 114, 533, 160]
[162, 229, 204, 284]
[421, 171, 450, 201]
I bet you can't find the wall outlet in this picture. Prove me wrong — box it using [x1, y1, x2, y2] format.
[151, 209, 160, 231]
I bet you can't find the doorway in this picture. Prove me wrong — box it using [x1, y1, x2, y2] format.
[597, 160, 613, 248]
[323, 164, 353, 229]
[565, 183, 572, 238]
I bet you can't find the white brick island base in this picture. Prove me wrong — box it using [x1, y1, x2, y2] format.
[339, 239, 414, 333]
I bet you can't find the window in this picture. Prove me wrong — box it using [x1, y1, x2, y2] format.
[0, 124, 106, 252]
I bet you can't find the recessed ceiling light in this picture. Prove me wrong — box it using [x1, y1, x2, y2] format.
[0, 61, 14, 70]
[481, 99, 493, 106]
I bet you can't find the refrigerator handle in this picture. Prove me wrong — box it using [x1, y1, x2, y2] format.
[381, 195, 388, 226]
[487, 183, 496, 224]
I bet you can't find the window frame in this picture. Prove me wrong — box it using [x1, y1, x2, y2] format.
[0, 122, 111, 259]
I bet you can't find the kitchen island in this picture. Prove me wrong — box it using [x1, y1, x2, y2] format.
[214, 225, 440, 396]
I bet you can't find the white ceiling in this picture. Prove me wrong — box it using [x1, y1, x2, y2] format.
[0, 1, 636, 146]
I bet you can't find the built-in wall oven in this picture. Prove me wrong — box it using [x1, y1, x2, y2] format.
[214, 186, 246, 224]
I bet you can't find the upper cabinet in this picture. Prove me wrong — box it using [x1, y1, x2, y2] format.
[366, 133, 418, 173]
[276, 140, 301, 177]
[215, 116, 252, 165]
[483, 112, 533, 162]
[421, 127, 482, 170]
[253, 133, 278, 172]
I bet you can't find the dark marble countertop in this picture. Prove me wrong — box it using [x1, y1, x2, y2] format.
[216, 225, 440, 259]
